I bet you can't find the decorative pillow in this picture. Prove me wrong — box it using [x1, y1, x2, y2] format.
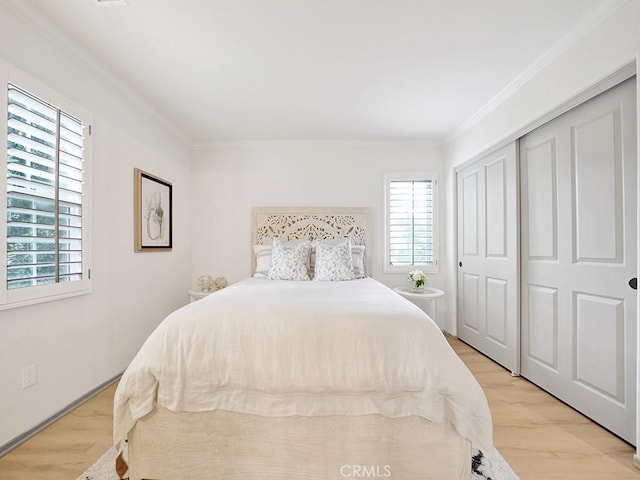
[311, 237, 350, 270]
[313, 239, 355, 281]
[253, 244, 272, 277]
[267, 238, 311, 281]
[309, 238, 365, 279]
[351, 245, 366, 279]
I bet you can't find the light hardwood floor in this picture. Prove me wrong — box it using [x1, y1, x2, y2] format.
[0, 381, 116, 480]
[0, 337, 639, 479]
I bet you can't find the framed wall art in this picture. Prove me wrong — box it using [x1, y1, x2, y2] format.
[134, 168, 172, 251]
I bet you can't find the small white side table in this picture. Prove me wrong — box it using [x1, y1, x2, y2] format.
[393, 286, 445, 326]
[188, 289, 214, 303]
[393, 286, 445, 301]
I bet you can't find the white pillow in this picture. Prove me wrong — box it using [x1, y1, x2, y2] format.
[313, 239, 355, 281]
[253, 244, 272, 277]
[267, 238, 311, 281]
[351, 245, 366, 279]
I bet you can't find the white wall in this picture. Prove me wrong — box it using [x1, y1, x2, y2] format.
[0, 6, 192, 448]
[191, 140, 451, 327]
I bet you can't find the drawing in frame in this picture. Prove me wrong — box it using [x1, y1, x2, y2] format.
[134, 168, 172, 251]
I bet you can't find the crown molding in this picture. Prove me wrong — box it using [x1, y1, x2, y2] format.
[191, 138, 446, 150]
[449, 59, 635, 172]
[446, 0, 628, 144]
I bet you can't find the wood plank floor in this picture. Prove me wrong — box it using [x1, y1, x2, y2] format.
[0, 382, 116, 480]
[449, 337, 640, 480]
[0, 337, 639, 479]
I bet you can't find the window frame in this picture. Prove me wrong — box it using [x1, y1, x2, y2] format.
[0, 62, 92, 310]
[383, 172, 438, 274]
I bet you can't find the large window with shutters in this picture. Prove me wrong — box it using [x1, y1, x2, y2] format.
[384, 173, 437, 274]
[2, 68, 91, 309]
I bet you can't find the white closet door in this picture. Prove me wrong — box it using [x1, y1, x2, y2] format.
[520, 77, 637, 444]
[457, 142, 519, 373]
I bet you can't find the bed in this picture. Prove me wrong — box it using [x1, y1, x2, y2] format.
[113, 207, 493, 480]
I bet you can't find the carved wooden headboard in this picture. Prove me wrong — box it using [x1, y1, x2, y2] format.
[251, 207, 370, 274]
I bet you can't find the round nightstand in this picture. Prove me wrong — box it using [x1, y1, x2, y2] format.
[393, 286, 445, 300]
[188, 289, 214, 303]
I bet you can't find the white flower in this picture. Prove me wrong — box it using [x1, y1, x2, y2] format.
[408, 269, 427, 287]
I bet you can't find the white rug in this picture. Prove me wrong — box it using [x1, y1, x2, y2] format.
[76, 444, 518, 480]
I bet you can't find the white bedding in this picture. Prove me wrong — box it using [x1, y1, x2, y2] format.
[113, 277, 493, 454]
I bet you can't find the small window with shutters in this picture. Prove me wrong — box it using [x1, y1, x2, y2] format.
[2, 73, 91, 309]
[384, 173, 437, 274]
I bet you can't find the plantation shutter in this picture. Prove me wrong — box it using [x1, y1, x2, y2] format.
[6, 84, 85, 289]
[388, 179, 434, 267]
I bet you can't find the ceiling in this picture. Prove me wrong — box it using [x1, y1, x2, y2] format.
[3, 0, 618, 143]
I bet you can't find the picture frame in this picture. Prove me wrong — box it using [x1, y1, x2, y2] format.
[134, 168, 172, 251]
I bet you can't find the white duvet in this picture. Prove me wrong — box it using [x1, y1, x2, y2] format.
[113, 278, 493, 454]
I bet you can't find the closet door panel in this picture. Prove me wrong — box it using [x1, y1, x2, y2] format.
[573, 109, 623, 262]
[574, 293, 625, 402]
[461, 171, 479, 257]
[457, 142, 519, 373]
[524, 138, 557, 260]
[486, 277, 507, 345]
[520, 77, 636, 444]
[485, 158, 506, 257]
[461, 273, 480, 332]
[526, 284, 559, 371]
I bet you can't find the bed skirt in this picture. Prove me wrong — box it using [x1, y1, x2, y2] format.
[127, 407, 471, 480]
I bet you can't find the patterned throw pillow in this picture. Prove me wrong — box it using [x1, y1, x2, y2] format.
[313, 239, 355, 281]
[309, 237, 365, 278]
[267, 238, 311, 281]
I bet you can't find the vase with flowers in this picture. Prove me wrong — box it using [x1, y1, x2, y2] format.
[408, 269, 427, 293]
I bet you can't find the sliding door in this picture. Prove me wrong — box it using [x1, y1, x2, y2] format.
[457, 142, 520, 373]
[520, 77, 637, 444]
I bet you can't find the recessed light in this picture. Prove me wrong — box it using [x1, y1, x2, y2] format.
[95, 0, 129, 6]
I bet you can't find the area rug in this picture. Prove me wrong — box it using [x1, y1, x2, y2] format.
[76, 445, 519, 480]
